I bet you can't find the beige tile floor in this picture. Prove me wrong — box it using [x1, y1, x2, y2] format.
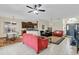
[0, 37, 78, 55]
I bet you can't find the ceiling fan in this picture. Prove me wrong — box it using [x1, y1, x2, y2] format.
[26, 4, 45, 15]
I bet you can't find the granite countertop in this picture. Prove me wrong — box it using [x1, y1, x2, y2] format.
[27, 28, 38, 31]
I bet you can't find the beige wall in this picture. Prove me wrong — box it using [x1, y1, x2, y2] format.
[48, 19, 63, 32]
[38, 20, 49, 31]
[0, 16, 49, 37]
[0, 16, 64, 37]
[0, 16, 22, 37]
[63, 18, 68, 35]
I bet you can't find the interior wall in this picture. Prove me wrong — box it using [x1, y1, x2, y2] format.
[63, 18, 68, 35]
[0, 16, 49, 37]
[21, 19, 49, 31]
[0, 14, 66, 37]
[0, 16, 64, 37]
[0, 16, 22, 37]
[48, 19, 63, 32]
[38, 20, 49, 31]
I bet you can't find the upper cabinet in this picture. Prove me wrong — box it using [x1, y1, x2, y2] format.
[22, 22, 38, 28]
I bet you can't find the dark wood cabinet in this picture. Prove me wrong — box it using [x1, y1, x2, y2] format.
[22, 22, 38, 28]
[22, 22, 26, 28]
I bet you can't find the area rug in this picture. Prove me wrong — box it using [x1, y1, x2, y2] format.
[48, 36, 65, 45]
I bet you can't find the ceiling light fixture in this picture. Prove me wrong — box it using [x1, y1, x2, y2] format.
[33, 10, 39, 15]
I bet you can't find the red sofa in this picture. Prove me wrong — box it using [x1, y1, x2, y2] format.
[52, 30, 63, 37]
[22, 33, 48, 54]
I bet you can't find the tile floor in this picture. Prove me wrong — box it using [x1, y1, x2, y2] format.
[0, 37, 78, 55]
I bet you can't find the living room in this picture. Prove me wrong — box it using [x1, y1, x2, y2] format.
[0, 4, 79, 55]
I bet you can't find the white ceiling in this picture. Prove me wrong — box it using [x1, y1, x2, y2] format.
[0, 4, 79, 20]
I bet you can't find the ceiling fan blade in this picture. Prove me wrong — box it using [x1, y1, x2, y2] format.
[28, 10, 33, 13]
[38, 9, 45, 12]
[34, 5, 37, 9]
[38, 4, 42, 7]
[26, 5, 33, 9]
